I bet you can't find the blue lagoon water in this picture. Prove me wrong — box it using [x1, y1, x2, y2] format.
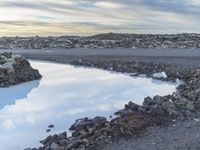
[0, 61, 178, 149]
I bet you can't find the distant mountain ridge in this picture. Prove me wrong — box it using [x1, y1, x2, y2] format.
[0, 33, 200, 49]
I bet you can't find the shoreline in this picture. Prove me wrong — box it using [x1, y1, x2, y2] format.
[34, 59, 200, 150]
[0, 49, 200, 150]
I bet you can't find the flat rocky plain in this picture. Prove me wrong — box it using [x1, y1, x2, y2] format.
[1, 33, 200, 49]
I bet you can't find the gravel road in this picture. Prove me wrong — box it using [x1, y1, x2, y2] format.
[0, 48, 200, 70]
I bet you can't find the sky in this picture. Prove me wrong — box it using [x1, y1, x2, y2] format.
[0, 0, 200, 36]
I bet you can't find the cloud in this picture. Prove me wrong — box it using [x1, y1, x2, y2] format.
[0, 0, 200, 36]
[95, 1, 123, 9]
[139, 0, 200, 16]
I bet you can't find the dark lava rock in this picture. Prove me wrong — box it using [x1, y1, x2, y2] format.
[57, 132, 67, 140]
[40, 132, 68, 148]
[91, 117, 107, 128]
[70, 117, 107, 131]
[1, 52, 12, 58]
[194, 98, 200, 109]
[1, 33, 200, 49]
[69, 117, 93, 132]
[36, 78, 200, 150]
[39, 117, 108, 150]
[0, 52, 41, 87]
[48, 124, 55, 128]
[142, 95, 183, 119]
[116, 95, 183, 119]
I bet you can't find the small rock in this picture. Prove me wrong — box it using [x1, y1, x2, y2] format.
[59, 139, 68, 146]
[44, 146, 50, 150]
[50, 142, 58, 150]
[143, 96, 155, 106]
[2, 52, 12, 58]
[0, 55, 6, 64]
[69, 117, 92, 131]
[92, 116, 107, 128]
[82, 138, 89, 144]
[57, 132, 67, 140]
[40, 135, 52, 146]
[48, 124, 54, 128]
[125, 101, 139, 111]
[186, 102, 195, 111]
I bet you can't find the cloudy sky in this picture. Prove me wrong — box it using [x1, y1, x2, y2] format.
[0, 0, 200, 36]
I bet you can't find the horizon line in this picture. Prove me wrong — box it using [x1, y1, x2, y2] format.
[1, 32, 200, 38]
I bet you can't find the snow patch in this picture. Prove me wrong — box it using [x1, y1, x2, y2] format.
[152, 72, 168, 79]
[175, 78, 184, 85]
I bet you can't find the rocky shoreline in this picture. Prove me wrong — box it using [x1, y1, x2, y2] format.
[1, 33, 200, 49]
[0, 52, 41, 87]
[71, 59, 191, 82]
[29, 59, 200, 150]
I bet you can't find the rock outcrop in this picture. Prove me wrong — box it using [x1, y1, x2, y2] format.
[0, 52, 41, 87]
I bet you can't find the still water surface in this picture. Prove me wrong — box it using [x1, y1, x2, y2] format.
[0, 61, 177, 150]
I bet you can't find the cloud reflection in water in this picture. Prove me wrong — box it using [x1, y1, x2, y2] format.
[0, 60, 177, 150]
[0, 80, 40, 109]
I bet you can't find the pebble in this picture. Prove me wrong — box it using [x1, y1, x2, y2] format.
[46, 129, 51, 132]
[48, 124, 55, 128]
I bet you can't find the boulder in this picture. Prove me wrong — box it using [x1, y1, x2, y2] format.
[143, 96, 155, 107]
[57, 132, 67, 140]
[70, 117, 107, 132]
[69, 117, 93, 132]
[50, 143, 58, 150]
[125, 101, 139, 111]
[142, 95, 183, 118]
[0, 52, 41, 87]
[91, 117, 107, 128]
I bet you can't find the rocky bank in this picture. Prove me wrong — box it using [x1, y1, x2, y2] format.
[28, 59, 200, 150]
[0, 52, 41, 87]
[1, 33, 200, 49]
[71, 59, 191, 82]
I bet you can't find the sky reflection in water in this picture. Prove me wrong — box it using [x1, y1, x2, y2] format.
[0, 61, 177, 150]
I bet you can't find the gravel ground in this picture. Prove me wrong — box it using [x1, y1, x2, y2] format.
[1, 48, 200, 150]
[0, 48, 200, 70]
[102, 117, 200, 150]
